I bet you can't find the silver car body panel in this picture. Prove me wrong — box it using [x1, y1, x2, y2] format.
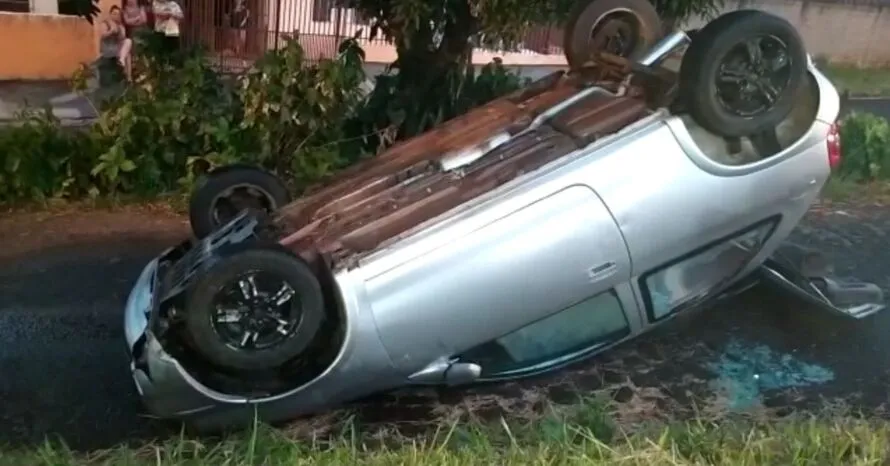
[124, 62, 843, 430]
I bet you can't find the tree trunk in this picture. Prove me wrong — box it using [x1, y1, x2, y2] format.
[387, 9, 475, 138]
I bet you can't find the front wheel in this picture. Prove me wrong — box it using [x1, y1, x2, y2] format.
[184, 248, 326, 372]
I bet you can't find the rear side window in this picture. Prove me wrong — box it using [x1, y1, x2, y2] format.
[641, 218, 778, 321]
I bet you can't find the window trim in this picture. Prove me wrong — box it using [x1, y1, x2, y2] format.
[459, 288, 632, 382]
[0, 0, 30, 13]
[639, 215, 781, 324]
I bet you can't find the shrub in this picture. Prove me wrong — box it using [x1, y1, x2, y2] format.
[837, 112, 890, 181]
[0, 41, 528, 205]
[0, 37, 369, 205]
[91, 48, 243, 196]
[0, 110, 101, 203]
[352, 58, 529, 155]
[233, 37, 368, 188]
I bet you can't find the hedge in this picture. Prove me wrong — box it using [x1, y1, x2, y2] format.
[0, 38, 525, 205]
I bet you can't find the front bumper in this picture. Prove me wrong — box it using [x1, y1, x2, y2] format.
[123, 252, 408, 430]
[124, 257, 220, 418]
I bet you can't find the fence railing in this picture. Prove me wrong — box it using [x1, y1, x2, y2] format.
[183, 0, 565, 70]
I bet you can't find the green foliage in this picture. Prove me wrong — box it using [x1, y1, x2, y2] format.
[355, 57, 528, 149]
[235, 37, 368, 186]
[345, 0, 723, 154]
[57, 0, 100, 23]
[651, 0, 722, 23]
[0, 110, 100, 203]
[91, 49, 242, 195]
[0, 38, 368, 205]
[0, 27, 534, 206]
[837, 112, 890, 181]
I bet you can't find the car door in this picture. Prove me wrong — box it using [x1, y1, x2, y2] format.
[575, 123, 795, 326]
[392, 184, 643, 381]
[364, 184, 640, 377]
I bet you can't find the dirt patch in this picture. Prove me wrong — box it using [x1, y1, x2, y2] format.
[0, 202, 189, 260]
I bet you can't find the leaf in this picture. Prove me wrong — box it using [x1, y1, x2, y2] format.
[90, 161, 107, 177]
[120, 160, 137, 172]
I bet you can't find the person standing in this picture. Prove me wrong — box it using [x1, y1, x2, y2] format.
[121, 0, 149, 77]
[151, 0, 184, 57]
[99, 6, 132, 80]
[227, 0, 249, 56]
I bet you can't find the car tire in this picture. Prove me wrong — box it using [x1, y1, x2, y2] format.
[563, 0, 662, 69]
[189, 165, 290, 239]
[185, 247, 325, 372]
[678, 10, 807, 138]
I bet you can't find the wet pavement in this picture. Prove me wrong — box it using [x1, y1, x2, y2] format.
[0, 202, 888, 450]
[843, 97, 890, 121]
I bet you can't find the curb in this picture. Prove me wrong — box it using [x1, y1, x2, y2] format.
[0, 117, 97, 128]
[841, 89, 890, 100]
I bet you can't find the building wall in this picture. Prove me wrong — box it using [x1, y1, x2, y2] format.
[0, 0, 117, 80]
[0, 12, 95, 79]
[683, 0, 890, 66]
[276, 0, 890, 67]
[3, 0, 890, 80]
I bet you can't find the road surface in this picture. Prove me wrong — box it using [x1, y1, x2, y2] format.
[843, 97, 890, 121]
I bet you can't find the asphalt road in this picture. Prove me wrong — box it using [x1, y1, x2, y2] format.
[843, 97, 890, 121]
[0, 200, 889, 451]
[0, 239, 175, 450]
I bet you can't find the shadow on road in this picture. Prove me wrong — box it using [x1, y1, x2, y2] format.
[0, 234, 180, 451]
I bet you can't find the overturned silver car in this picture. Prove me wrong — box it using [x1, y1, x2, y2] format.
[124, 7, 884, 432]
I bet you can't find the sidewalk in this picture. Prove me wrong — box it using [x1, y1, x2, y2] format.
[0, 80, 99, 126]
[0, 64, 564, 127]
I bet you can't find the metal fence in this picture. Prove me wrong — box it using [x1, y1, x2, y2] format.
[182, 0, 564, 71]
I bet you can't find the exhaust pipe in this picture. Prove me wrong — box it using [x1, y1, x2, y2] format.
[615, 30, 691, 96]
[638, 30, 691, 67]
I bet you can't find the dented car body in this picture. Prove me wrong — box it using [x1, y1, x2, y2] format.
[124, 41, 885, 431]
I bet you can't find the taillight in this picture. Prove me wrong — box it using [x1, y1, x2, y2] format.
[827, 122, 841, 170]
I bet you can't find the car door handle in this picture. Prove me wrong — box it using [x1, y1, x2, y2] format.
[588, 261, 618, 282]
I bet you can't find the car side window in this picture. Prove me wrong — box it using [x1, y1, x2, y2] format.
[642, 220, 777, 321]
[458, 290, 630, 378]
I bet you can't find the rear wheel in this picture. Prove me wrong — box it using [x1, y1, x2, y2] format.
[563, 0, 662, 69]
[185, 248, 325, 372]
[189, 166, 290, 239]
[679, 10, 807, 137]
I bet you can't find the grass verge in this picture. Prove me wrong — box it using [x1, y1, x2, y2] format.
[824, 64, 890, 97]
[820, 177, 890, 204]
[1, 402, 889, 466]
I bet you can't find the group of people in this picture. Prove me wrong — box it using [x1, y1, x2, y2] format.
[99, 0, 185, 80]
[99, 0, 251, 80]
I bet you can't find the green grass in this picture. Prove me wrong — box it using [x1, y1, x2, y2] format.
[2, 401, 890, 466]
[823, 64, 890, 97]
[821, 176, 890, 204]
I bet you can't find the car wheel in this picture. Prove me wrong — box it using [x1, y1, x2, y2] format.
[563, 0, 662, 69]
[679, 10, 807, 138]
[189, 165, 290, 239]
[184, 247, 325, 372]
